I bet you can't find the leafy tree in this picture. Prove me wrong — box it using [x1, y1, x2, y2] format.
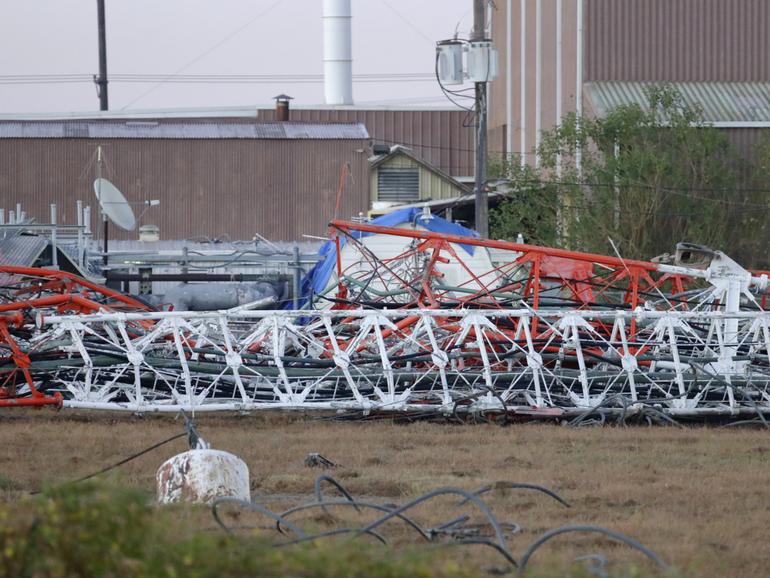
[489, 85, 768, 267]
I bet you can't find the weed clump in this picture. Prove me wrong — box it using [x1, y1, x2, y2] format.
[0, 483, 470, 578]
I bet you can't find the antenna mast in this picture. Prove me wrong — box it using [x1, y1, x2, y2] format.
[96, 146, 109, 270]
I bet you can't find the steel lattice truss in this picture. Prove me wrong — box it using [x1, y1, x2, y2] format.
[3, 222, 770, 419]
[0, 265, 151, 407]
[27, 308, 770, 417]
[325, 220, 770, 315]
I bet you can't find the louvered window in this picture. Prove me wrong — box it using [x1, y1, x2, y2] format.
[377, 168, 419, 203]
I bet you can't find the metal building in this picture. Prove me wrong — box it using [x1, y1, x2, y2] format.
[0, 120, 370, 241]
[257, 106, 475, 178]
[488, 0, 770, 162]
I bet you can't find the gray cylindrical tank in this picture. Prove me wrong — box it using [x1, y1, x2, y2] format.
[160, 282, 281, 311]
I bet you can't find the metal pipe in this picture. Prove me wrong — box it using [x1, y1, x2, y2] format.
[535, 0, 542, 167]
[575, 0, 584, 174]
[83, 206, 92, 234]
[104, 272, 290, 283]
[292, 245, 301, 309]
[96, 146, 108, 270]
[555, 0, 564, 242]
[76, 200, 84, 267]
[181, 245, 189, 281]
[506, 0, 513, 157]
[519, 0, 527, 167]
[50, 204, 58, 269]
[555, 0, 563, 173]
[41, 307, 770, 325]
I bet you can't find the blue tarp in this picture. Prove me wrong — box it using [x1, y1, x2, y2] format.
[290, 208, 479, 309]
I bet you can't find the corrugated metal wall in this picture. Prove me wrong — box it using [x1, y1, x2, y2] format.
[489, 0, 770, 159]
[488, 0, 508, 155]
[258, 108, 474, 177]
[0, 138, 370, 241]
[584, 0, 770, 82]
[489, 0, 580, 159]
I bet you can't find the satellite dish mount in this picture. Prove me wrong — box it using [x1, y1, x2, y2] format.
[93, 145, 137, 272]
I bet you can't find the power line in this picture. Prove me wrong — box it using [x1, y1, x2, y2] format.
[0, 73, 436, 85]
[492, 183, 770, 216]
[120, 0, 289, 109]
[375, 137, 770, 209]
[377, 0, 436, 44]
[507, 177, 770, 207]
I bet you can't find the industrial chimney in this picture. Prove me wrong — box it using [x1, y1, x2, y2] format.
[323, 0, 353, 105]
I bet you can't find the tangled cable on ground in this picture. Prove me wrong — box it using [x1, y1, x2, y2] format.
[210, 474, 671, 576]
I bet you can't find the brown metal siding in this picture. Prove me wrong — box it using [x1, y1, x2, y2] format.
[0, 138, 370, 241]
[258, 109, 475, 177]
[488, 0, 507, 150]
[585, 0, 770, 82]
[489, 0, 580, 159]
[490, 0, 770, 160]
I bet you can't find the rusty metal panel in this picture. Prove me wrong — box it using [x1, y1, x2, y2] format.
[257, 108, 474, 177]
[585, 0, 770, 82]
[0, 137, 370, 242]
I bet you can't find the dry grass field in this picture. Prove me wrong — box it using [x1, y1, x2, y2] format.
[1, 409, 768, 577]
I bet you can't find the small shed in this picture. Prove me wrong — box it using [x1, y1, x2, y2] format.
[369, 146, 471, 211]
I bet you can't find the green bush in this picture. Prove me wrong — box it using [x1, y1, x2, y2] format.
[0, 483, 470, 578]
[0, 484, 665, 578]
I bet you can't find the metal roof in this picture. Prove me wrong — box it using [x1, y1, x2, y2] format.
[0, 106, 260, 121]
[0, 121, 369, 140]
[0, 103, 458, 122]
[585, 82, 770, 124]
[0, 234, 47, 267]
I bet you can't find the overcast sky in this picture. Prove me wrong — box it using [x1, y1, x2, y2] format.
[0, 0, 473, 113]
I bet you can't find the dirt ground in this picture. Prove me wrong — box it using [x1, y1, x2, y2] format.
[1, 409, 768, 577]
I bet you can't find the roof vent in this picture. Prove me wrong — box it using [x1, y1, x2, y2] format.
[273, 94, 293, 121]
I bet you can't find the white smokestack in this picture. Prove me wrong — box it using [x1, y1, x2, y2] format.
[323, 0, 353, 105]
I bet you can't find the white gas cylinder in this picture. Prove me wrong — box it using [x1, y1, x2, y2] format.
[156, 449, 250, 504]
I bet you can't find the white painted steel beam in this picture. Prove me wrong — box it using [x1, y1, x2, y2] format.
[32, 308, 770, 417]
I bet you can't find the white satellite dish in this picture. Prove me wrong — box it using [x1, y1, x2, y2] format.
[93, 178, 136, 231]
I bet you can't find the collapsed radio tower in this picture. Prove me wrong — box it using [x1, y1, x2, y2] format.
[2, 219, 770, 422]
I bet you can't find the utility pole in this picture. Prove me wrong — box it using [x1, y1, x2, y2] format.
[96, 0, 109, 110]
[472, 0, 488, 238]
